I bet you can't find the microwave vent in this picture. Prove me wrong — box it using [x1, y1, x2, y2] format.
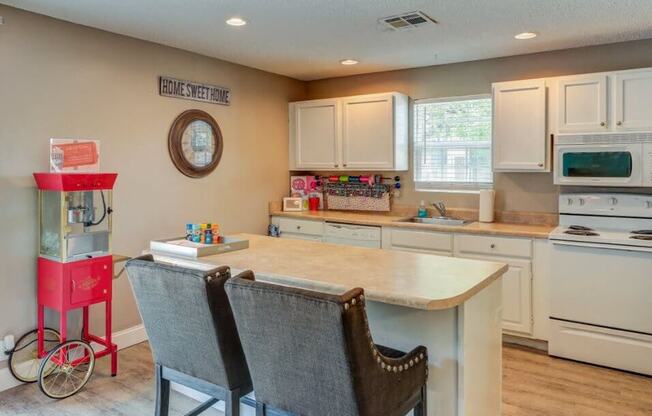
[380, 11, 437, 31]
[556, 132, 652, 145]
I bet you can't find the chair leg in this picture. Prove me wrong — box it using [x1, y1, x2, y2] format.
[155, 364, 171, 416]
[255, 401, 266, 416]
[413, 385, 427, 416]
[225, 388, 240, 416]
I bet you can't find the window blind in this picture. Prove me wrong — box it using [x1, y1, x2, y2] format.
[414, 96, 493, 190]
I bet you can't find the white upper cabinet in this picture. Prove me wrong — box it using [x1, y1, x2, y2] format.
[557, 74, 608, 133]
[289, 92, 408, 171]
[614, 69, 652, 131]
[342, 94, 394, 169]
[492, 79, 547, 172]
[290, 99, 340, 170]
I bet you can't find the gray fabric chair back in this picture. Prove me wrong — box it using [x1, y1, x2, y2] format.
[225, 275, 360, 416]
[125, 255, 251, 392]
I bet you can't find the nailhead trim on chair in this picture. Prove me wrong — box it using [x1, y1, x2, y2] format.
[344, 292, 428, 375]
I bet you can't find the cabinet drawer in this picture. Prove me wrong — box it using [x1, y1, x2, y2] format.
[278, 218, 324, 236]
[389, 229, 453, 253]
[456, 234, 532, 258]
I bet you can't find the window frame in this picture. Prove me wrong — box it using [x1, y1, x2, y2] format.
[413, 94, 494, 193]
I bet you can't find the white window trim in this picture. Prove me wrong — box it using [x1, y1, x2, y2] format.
[413, 94, 494, 192]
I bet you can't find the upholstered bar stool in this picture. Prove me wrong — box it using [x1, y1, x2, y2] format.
[225, 272, 428, 416]
[125, 255, 253, 416]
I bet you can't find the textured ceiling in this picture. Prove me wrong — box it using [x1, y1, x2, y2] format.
[3, 0, 652, 80]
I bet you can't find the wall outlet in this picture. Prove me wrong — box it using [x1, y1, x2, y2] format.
[0, 335, 14, 362]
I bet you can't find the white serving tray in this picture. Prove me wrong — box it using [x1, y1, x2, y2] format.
[149, 236, 249, 258]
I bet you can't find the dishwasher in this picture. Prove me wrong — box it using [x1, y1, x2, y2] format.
[323, 222, 381, 248]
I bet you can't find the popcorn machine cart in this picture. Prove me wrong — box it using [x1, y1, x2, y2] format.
[8, 173, 119, 398]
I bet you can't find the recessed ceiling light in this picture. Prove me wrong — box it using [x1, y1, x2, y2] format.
[226, 17, 247, 26]
[515, 32, 537, 40]
[340, 59, 359, 65]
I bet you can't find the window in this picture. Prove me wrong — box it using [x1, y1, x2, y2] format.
[413, 95, 493, 191]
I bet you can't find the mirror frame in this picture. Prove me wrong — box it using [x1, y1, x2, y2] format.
[168, 109, 224, 178]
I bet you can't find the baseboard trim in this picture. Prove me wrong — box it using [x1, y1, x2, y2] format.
[0, 323, 148, 393]
[503, 334, 548, 351]
[89, 324, 148, 352]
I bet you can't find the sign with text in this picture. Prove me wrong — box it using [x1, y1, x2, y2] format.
[159, 76, 231, 106]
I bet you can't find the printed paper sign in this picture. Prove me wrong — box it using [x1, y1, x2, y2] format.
[50, 139, 100, 172]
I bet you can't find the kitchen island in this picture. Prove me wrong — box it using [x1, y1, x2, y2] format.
[151, 233, 507, 416]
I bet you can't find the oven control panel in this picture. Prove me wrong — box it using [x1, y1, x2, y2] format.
[560, 193, 652, 217]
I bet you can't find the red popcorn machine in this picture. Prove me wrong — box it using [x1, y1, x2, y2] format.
[8, 173, 119, 398]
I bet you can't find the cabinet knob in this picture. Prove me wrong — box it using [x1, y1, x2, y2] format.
[600, 122, 606, 127]
[334, 164, 339, 168]
[490, 244, 496, 249]
[343, 163, 347, 167]
[537, 163, 544, 167]
[617, 121, 623, 126]
[296, 225, 301, 230]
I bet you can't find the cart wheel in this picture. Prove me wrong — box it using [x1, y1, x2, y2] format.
[8, 328, 61, 383]
[38, 340, 95, 399]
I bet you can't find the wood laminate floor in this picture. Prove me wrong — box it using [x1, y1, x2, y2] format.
[0, 342, 650, 416]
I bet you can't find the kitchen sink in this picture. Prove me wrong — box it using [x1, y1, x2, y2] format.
[399, 217, 471, 226]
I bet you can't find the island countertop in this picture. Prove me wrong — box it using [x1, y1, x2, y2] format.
[152, 233, 508, 310]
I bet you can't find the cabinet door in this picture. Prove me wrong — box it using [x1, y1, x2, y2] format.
[493, 80, 547, 171]
[455, 252, 533, 335]
[500, 261, 533, 335]
[614, 70, 652, 131]
[291, 99, 340, 169]
[558, 74, 608, 133]
[341, 94, 395, 169]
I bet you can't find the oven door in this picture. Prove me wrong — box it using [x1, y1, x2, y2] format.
[554, 143, 642, 186]
[550, 240, 652, 334]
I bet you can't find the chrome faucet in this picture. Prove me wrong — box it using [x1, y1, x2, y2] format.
[432, 201, 447, 217]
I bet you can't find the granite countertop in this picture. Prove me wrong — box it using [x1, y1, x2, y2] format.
[151, 233, 508, 310]
[270, 209, 555, 239]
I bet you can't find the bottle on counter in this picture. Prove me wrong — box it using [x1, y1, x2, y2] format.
[418, 200, 428, 218]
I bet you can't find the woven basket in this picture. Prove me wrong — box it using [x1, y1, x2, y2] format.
[325, 193, 391, 212]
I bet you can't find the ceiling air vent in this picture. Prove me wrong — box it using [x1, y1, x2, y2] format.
[380, 11, 437, 31]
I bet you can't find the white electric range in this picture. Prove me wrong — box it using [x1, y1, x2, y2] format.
[548, 193, 652, 375]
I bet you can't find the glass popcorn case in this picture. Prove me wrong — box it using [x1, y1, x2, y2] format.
[36, 173, 115, 262]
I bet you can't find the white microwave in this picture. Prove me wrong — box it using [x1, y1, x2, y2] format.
[554, 133, 652, 187]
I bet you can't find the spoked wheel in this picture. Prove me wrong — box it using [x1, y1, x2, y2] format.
[8, 328, 61, 383]
[38, 340, 95, 399]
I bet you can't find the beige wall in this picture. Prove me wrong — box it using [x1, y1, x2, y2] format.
[306, 39, 652, 213]
[0, 5, 305, 348]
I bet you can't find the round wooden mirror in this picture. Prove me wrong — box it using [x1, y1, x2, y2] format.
[168, 109, 223, 178]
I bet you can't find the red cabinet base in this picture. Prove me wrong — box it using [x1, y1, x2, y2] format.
[37, 256, 117, 376]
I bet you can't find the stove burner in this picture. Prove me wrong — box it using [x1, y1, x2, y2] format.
[564, 230, 600, 236]
[631, 230, 652, 235]
[630, 235, 652, 241]
[568, 225, 595, 231]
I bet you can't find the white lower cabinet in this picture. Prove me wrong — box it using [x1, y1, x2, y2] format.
[273, 217, 324, 242]
[384, 229, 536, 337]
[454, 234, 534, 337]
